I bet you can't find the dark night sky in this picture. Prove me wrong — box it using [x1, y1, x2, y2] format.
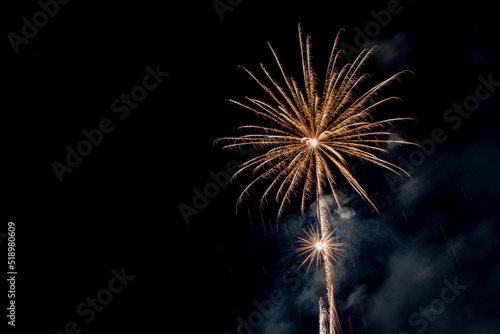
[3, 0, 500, 333]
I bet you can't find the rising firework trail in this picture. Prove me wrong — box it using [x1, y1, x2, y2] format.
[217, 24, 413, 333]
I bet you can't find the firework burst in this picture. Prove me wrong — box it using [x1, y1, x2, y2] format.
[216, 24, 413, 334]
[296, 223, 347, 272]
[217, 25, 413, 220]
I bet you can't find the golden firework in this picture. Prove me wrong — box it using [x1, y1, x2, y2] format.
[217, 24, 413, 220]
[217, 24, 413, 334]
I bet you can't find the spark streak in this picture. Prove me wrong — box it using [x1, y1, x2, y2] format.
[440, 225, 461, 269]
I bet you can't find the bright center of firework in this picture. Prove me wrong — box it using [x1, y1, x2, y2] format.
[315, 242, 325, 251]
[308, 139, 318, 147]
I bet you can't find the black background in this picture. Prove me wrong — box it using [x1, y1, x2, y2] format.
[3, 0, 500, 333]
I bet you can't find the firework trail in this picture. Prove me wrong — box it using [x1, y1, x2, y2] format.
[319, 298, 329, 334]
[217, 24, 413, 333]
[318, 197, 340, 333]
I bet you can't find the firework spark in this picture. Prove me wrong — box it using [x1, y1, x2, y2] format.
[296, 223, 347, 272]
[217, 24, 413, 334]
